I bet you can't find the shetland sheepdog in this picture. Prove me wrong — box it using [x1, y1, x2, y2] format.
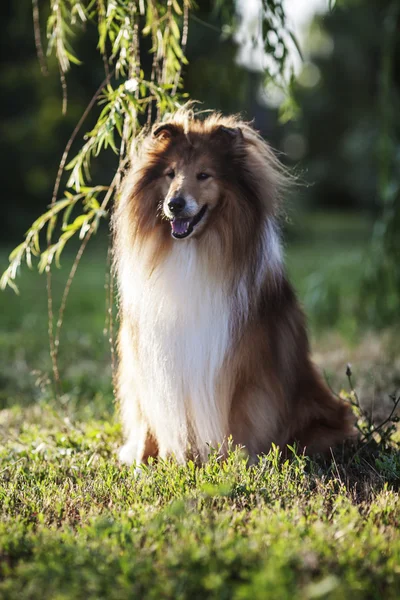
[113, 109, 355, 465]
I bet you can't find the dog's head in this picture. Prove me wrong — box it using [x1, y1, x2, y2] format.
[151, 122, 248, 240]
[121, 111, 288, 255]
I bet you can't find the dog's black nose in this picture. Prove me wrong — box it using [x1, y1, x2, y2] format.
[168, 197, 186, 215]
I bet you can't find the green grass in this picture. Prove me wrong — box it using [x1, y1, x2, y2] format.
[1, 213, 399, 599]
[1, 430, 400, 600]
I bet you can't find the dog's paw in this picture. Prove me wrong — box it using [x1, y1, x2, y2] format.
[118, 443, 137, 466]
[133, 466, 143, 478]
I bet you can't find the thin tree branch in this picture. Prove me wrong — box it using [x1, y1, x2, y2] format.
[172, 2, 189, 96]
[32, 0, 48, 76]
[47, 69, 114, 395]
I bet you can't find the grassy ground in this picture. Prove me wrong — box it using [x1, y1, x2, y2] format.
[1, 213, 399, 599]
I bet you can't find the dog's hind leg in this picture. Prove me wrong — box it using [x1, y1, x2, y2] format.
[289, 365, 356, 454]
[228, 381, 286, 461]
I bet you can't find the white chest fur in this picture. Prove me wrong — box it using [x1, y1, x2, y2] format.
[120, 241, 236, 461]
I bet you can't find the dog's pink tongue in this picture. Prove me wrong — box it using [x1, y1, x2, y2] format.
[172, 218, 190, 236]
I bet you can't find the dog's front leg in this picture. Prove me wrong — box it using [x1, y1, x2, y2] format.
[118, 419, 158, 466]
[117, 322, 159, 465]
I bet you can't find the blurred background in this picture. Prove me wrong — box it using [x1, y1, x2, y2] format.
[1, 0, 399, 417]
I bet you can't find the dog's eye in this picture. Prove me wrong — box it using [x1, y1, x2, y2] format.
[166, 170, 175, 179]
[197, 172, 210, 181]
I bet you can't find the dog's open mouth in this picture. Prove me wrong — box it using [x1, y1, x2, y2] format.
[170, 205, 208, 239]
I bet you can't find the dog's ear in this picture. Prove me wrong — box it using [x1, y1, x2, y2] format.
[152, 123, 180, 141]
[212, 125, 244, 146]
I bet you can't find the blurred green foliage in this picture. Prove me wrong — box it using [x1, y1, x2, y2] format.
[281, 0, 399, 210]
